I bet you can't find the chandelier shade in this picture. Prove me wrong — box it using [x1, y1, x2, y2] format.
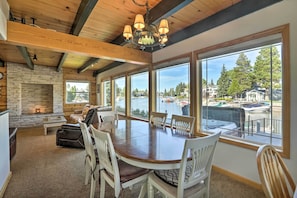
[123, 0, 169, 50]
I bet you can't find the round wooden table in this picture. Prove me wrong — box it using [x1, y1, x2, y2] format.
[98, 119, 194, 170]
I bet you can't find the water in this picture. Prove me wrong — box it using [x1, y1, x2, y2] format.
[117, 97, 183, 118]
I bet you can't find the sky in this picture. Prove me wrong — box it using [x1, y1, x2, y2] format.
[115, 44, 281, 91]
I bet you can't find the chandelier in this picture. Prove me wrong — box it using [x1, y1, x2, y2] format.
[123, 0, 169, 51]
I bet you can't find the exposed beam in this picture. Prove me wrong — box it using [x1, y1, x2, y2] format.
[16, 46, 34, 70]
[6, 21, 152, 65]
[56, 53, 68, 72]
[93, 0, 192, 76]
[10, 11, 33, 70]
[165, 0, 283, 48]
[71, 0, 98, 35]
[57, 0, 98, 72]
[78, 57, 98, 73]
[93, 61, 125, 77]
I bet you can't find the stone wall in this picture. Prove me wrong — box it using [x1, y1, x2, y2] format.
[7, 63, 63, 127]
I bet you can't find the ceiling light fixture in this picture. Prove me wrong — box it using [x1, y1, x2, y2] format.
[123, 0, 169, 51]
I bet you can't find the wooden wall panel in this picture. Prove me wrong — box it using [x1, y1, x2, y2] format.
[63, 68, 97, 118]
[0, 66, 7, 110]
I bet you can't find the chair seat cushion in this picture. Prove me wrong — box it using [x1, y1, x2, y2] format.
[118, 160, 149, 183]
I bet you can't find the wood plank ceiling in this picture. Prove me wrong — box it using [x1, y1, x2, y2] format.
[0, 0, 282, 76]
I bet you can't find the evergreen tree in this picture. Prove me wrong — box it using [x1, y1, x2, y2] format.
[236, 53, 253, 91]
[217, 64, 230, 97]
[254, 46, 281, 90]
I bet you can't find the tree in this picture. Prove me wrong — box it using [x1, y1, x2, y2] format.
[233, 53, 253, 93]
[67, 85, 76, 102]
[217, 64, 230, 97]
[175, 82, 187, 96]
[254, 46, 282, 90]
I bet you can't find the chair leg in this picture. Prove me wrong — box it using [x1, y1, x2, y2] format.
[147, 180, 154, 198]
[100, 175, 105, 198]
[90, 175, 96, 198]
[85, 165, 91, 185]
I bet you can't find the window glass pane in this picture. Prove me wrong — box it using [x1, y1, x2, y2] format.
[200, 43, 282, 147]
[114, 77, 126, 114]
[66, 81, 90, 104]
[102, 80, 111, 106]
[131, 72, 149, 119]
[156, 63, 190, 123]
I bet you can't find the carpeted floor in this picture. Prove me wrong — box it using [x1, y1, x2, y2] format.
[3, 126, 265, 198]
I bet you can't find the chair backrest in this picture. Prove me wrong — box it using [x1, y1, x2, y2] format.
[177, 132, 221, 197]
[97, 110, 118, 124]
[79, 122, 97, 170]
[83, 108, 98, 126]
[256, 145, 296, 198]
[149, 112, 167, 129]
[170, 114, 195, 136]
[90, 125, 121, 187]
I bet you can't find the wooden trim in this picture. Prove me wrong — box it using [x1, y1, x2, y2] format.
[212, 166, 263, 191]
[5, 21, 152, 65]
[0, 171, 12, 198]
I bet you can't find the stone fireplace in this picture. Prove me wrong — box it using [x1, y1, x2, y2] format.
[7, 63, 64, 127]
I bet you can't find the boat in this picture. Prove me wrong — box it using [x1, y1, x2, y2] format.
[241, 102, 270, 112]
[161, 97, 175, 103]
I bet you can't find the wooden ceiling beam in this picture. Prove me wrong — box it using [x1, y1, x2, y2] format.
[78, 57, 98, 73]
[16, 46, 34, 70]
[6, 21, 152, 65]
[57, 0, 98, 72]
[93, 61, 125, 77]
[10, 11, 34, 70]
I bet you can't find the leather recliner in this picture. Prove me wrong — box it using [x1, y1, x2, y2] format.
[56, 108, 98, 148]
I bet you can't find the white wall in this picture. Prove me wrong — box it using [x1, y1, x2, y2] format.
[153, 0, 297, 183]
[0, 111, 10, 194]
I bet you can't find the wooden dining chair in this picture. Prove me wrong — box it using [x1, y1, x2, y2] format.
[256, 144, 296, 198]
[79, 122, 99, 198]
[90, 125, 149, 198]
[149, 111, 167, 129]
[147, 132, 221, 198]
[170, 114, 196, 136]
[97, 110, 119, 124]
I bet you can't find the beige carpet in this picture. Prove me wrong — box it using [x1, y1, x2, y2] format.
[3, 126, 265, 198]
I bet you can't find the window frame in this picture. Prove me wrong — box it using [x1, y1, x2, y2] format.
[194, 24, 290, 158]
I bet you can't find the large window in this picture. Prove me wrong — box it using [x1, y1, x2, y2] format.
[130, 72, 149, 119]
[66, 81, 90, 104]
[114, 77, 126, 114]
[102, 80, 111, 106]
[156, 63, 190, 123]
[197, 25, 290, 156]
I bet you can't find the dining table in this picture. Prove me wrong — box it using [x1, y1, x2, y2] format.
[97, 119, 195, 170]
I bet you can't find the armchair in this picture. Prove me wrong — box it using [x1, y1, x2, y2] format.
[56, 108, 98, 148]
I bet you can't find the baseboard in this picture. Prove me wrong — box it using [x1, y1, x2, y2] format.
[212, 165, 263, 191]
[0, 171, 12, 198]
